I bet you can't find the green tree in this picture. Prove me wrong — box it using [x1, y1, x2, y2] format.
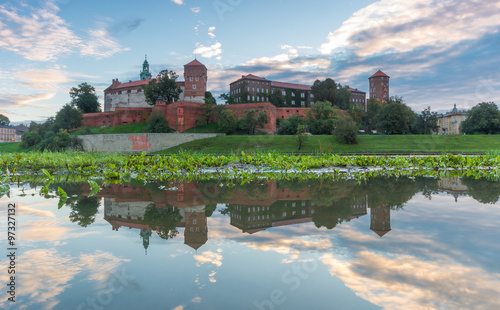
[333, 116, 359, 144]
[142, 70, 183, 105]
[375, 96, 416, 134]
[146, 111, 172, 133]
[142, 204, 182, 240]
[198, 92, 226, 125]
[311, 78, 337, 103]
[277, 115, 306, 135]
[218, 92, 237, 104]
[236, 109, 268, 135]
[332, 85, 353, 111]
[54, 104, 83, 131]
[412, 106, 438, 134]
[68, 197, 101, 227]
[204, 91, 216, 105]
[20, 131, 41, 148]
[70, 82, 100, 113]
[306, 101, 337, 135]
[218, 109, 237, 134]
[296, 124, 308, 150]
[362, 98, 384, 134]
[0, 114, 10, 125]
[460, 102, 500, 134]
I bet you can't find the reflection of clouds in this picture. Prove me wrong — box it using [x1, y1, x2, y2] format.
[321, 249, 500, 310]
[20, 219, 98, 242]
[194, 250, 223, 267]
[0, 249, 129, 309]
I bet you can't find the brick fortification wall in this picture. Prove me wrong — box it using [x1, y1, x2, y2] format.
[82, 101, 322, 134]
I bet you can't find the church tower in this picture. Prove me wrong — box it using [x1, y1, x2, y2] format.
[370, 205, 391, 237]
[140, 55, 152, 80]
[369, 70, 390, 102]
[183, 59, 207, 103]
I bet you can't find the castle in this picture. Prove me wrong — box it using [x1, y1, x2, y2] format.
[103, 57, 207, 112]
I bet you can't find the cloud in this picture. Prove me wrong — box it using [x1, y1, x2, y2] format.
[194, 250, 223, 267]
[0, 2, 129, 61]
[0, 92, 56, 110]
[193, 42, 223, 59]
[319, 0, 500, 57]
[109, 18, 145, 36]
[15, 68, 72, 91]
[208, 26, 216, 38]
[171, 0, 184, 5]
[191, 7, 201, 14]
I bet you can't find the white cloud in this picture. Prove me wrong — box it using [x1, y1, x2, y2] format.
[0, 2, 129, 61]
[193, 42, 223, 59]
[319, 0, 500, 57]
[171, 0, 184, 5]
[191, 7, 201, 13]
[194, 250, 223, 267]
[208, 26, 216, 38]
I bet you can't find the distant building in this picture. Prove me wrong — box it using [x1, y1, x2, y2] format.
[13, 124, 29, 142]
[437, 104, 467, 135]
[103, 57, 207, 112]
[348, 87, 367, 111]
[369, 70, 390, 102]
[0, 125, 16, 143]
[229, 74, 314, 107]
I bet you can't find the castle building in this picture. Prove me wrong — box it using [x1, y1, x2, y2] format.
[229, 74, 314, 107]
[436, 104, 467, 135]
[370, 204, 391, 237]
[0, 125, 16, 143]
[348, 87, 367, 111]
[103, 57, 207, 112]
[369, 70, 390, 102]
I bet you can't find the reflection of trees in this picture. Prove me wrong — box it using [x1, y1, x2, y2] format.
[68, 196, 101, 227]
[312, 197, 355, 229]
[361, 177, 420, 211]
[461, 177, 500, 204]
[142, 203, 182, 240]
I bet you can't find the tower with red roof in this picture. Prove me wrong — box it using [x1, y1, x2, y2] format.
[369, 70, 390, 102]
[183, 59, 207, 103]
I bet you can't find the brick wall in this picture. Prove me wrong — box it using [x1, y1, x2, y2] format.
[226, 102, 277, 134]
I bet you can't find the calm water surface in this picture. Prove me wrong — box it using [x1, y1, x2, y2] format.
[1, 177, 500, 310]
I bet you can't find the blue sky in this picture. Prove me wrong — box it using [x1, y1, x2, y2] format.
[1, 0, 500, 124]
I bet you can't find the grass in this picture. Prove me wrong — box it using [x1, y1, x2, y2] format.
[183, 122, 220, 133]
[70, 122, 151, 135]
[0, 142, 34, 153]
[157, 134, 500, 154]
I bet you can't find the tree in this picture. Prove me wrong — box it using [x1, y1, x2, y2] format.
[333, 116, 359, 144]
[277, 115, 306, 135]
[70, 82, 100, 113]
[0, 114, 10, 125]
[198, 92, 226, 125]
[218, 92, 236, 105]
[218, 109, 237, 134]
[332, 85, 353, 111]
[296, 124, 308, 150]
[20, 131, 41, 148]
[311, 78, 337, 103]
[68, 197, 101, 227]
[146, 111, 172, 133]
[412, 106, 438, 134]
[306, 101, 337, 135]
[204, 91, 216, 105]
[236, 109, 268, 134]
[142, 70, 183, 105]
[142, 204, 182, 240]
[54, 104, 83, 131]
[375, 96, 416, 134]
[460, 102, 500, 134]
[362, 98, 384, 133]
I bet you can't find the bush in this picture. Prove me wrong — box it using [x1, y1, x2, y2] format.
[20, 131, 42, 148]
[277, 115, 306, 135]
[147, 111, 172, 133]
[296, 125, 308, 150]
[218, 110, 237, 134]
[333, 116, 359, 144]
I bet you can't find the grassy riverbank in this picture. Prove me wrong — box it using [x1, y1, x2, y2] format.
[158, 134, 500, 154]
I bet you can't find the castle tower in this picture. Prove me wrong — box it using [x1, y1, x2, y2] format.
[140, 55, 152, 80]
[140, 229, 152, 255]
[183, 59, 207, 103]
[184, 209, 208, 250]
[370, 204, 391, 237]
[369, 70, 390, 102]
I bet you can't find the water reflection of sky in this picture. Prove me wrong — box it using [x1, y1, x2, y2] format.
[0, 178, 499, 310]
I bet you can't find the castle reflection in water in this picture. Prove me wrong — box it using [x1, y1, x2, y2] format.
[84, 177, 470, 253]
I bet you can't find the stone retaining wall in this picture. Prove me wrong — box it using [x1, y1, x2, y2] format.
[76, 133, 224, 153]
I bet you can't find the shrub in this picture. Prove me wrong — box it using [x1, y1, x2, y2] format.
[296, 125, 308, 150]
[277, 115, 306, 135]
[20, 131, 42, 148]
[218, 110, 237, 134]
[333, 116, 359, 144]
[147, 111, 172, 133]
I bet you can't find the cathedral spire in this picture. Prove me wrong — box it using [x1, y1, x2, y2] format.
[140, 55, 152, 80]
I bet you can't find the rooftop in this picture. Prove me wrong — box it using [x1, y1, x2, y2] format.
[271, 81, 311, 91]
[370, 70, 390, 78]
[185, 59, 206, 67]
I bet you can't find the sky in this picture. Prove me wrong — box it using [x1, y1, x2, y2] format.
[1, 0, 500, 124]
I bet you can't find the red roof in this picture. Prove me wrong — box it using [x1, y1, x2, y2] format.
[106, 79, 184, 91]
[230, 74, 271, 85]
[271, 81, 311, 91]
[347, 87, 366, 93]
[370, 70, 389, 78]
[185, 59, 206, 67]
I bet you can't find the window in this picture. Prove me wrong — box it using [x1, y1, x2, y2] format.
[292, 92, 295, 97]
[192, 84, 196, 89]
[252, 87, 255, 92]
[282, 90, 286, 96]
[301, 93, 305, 98]
[257, 88, 260, 93]
[190, 77, 193, 81]
[195, 76, 199, 81]
[301, 101, 305, 106]
[292, 100, 295, 105]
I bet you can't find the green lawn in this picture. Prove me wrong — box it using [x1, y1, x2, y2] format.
[183, 122, 220, 133]
[157, 134, 500, 154]
[70, 122, 151, 135]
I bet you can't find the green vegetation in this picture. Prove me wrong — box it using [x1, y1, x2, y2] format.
[142, 69, 183, 105]
[158, 134, 500, 154]
[70, 82, 100, 113]
[146, 111, 173, 133]
[184, 122, 221, 133]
